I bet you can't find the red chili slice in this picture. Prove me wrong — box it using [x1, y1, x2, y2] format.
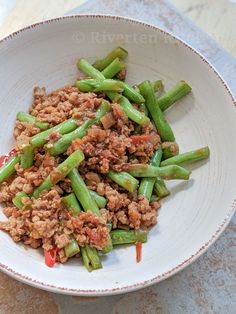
[0, 148, 17, 167]
[130, 135, 150, 144]
[136, 241, 142, 263]
[44, 248, 57, 268]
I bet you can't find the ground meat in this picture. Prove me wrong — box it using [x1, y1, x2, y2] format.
[100, 112, 116, 129]
[54, 234, 70, 249]
[72, 211, 109, 250]
[14, 121, 41, 140]
[0, 83, 162, 264]
[47, 131, 62, 143]
[95, 180, 160, 229]
[30, 85, 102, 126]
[1, 154, 60, 199]
[84, 172, 101, 190]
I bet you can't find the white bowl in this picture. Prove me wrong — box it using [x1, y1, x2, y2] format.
[0, 15, 236, 296]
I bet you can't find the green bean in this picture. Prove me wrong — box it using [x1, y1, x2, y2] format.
[150, 195, 160, 202]
[89, 190, 107, 208]
[17, 111, 49, 130]
[81, 245, 102, 271]
[107, 223, 113, 232]
[154, 179, 170, 199]
[32, 150, 84, 198]
[68, 168, 100, 216]
[95, 59, 145, 104]
[136, 81, 163, 115]
[158, 80, 192, 112]
[64, 237, 80, 258]
[139, 80, 175, 141]
[107, 92, 150, 126]
[101, 238, 113, 254]
[128, 164, 191, 180]
[77, 78, 124, 93]
[152, 80, 164, 93]
[20, 145, 34, 170]
[101, 57, 125, 78]
[62, 193, 82, 216]
[162, 142, 179, 160]
[78, 58, 105, 79]
[68, 169, 113, 254]
[111, 230, 148, 245]
[12, 191, 29, 209]
[161, 146, 210, 166]
[107, 170, 139, 193]
[138, 147, 162, 201]
[78, 59, 150, 126]
[93, 46, 128, 71]
[0, 155, 20, 184]
[63, 189, 101, 270]
[49, 102, 110, 156]
[62, 194, 81, 258]
[31, 118, 78, 148]
[154, 177, 170, 199]
[121, 82, 145, 104]
[136, 80, 163, 94]
[139, 103, 149, 116]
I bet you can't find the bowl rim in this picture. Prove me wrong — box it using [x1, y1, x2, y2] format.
[0, 13, 236, 296]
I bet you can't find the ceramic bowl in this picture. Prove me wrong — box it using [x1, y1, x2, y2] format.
[0, 15, 235, 296]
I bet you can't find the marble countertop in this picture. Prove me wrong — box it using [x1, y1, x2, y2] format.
[0, 1, 235, 313]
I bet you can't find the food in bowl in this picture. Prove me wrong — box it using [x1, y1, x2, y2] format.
[0, 47, 209, 271]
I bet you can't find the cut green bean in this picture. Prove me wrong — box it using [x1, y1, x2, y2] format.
[154, 179, 170, 198]
[128, 164, 191, 180]
[93, 46, 128, 71]
[31, 118, 78, 148]
[81, 245, 102, 271]
[78, 58, 105, 80]
[153, 80, 164, 93]
[80, 247, 93, 272]
[111, 230, 148, 245]
[62, 193, 82, 216]
[107, 92, 150, 126]
[17, 111, 49, 130]
[49, 102, 110, 156]
[63, 189, 101, 270]
[20, 145, 34, 170]
[32, 150, 84, 198]
[12, 191, 29, 209]
[68, 168, 100, 216]
[0, 155, 20, 184]
[162, 142, 179, 160]
[107, 170, 139, 193]
[139, 80, 175, 141]
[138, 147, 162, 201]
[89, 190, 107, 208]
[101, 57, 125, 78]
[161, 146, 210, 166]
[68, 169, 111, 257]
[101, 238, 113, 254]
[77, 78, 124, 93]
[64, 237, 80, 258]
[68, 169, 113, 254]
[158, 80, 192, 112]
[139, 103, 149, 116]
[151, 195, 160, 202]
[121, 82, 145, 104]
[78, 59, 150, 126]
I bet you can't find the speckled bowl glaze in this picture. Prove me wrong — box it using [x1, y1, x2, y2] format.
[0, 15, 236, 296]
